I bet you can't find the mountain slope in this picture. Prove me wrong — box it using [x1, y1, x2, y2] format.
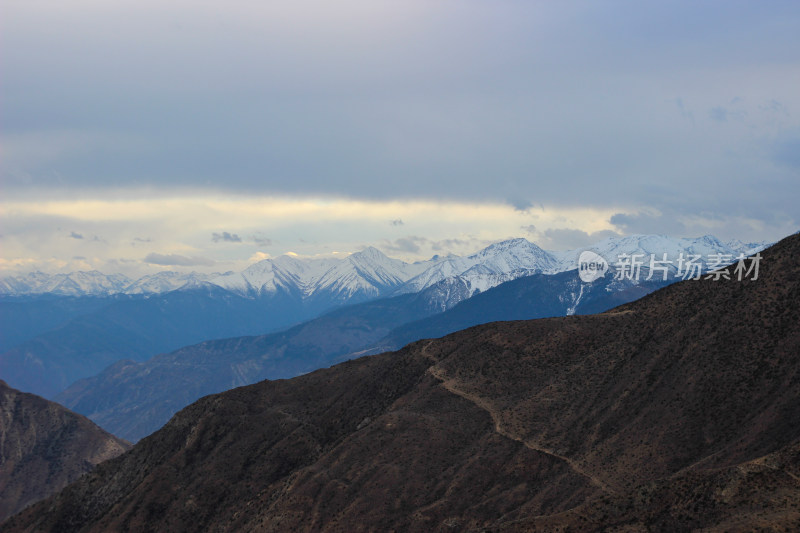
[56, 268, 676, 443]
[0, 249, 438, 398]
[5, 233, 797, 532]
[368, 268, 673, 356]
[53, 285, 453, 441]
[0, 380, 130, 523]
[207, 248, 415, 301]
[0, 296, 112, 353]
[0, 286, 319, 398]
[2, 235, 764, 399]
[395, 237, 560, 297]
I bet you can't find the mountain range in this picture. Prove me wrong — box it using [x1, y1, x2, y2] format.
[55, 266, 679, 443]
[0, 235, 768, 420]
[3, 232, 796, 532]
[0, 235, 765, 299]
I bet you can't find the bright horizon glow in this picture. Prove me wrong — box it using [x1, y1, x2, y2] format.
[0, 191, 786, 279]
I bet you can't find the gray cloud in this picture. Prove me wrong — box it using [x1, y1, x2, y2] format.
[429, 238, 473, 252]
[380, 236, 481, 256]
[211, 232, 242, 243]
[540, 228, 621, 250]
[709, 105, 746, 123]
[508, 198, 534, 212]
[672, 97, 694, 122]
[144, 253, 216, 267]
[610, 211, 687, 235]
[252, 235, 273, 247]
[772, 133, 800, 169]
[383, 236, 427, 254]
[2, 1, 798, 247]
[69, 231, 83, 239]
[709, 107, 729, 122]
[390, 219, 404, 226]
[760, 99, 789, 115]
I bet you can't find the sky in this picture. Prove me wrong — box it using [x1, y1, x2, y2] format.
[2, 0, 799, 277]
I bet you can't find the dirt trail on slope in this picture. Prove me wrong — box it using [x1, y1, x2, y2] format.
[427, 365, 617, 495]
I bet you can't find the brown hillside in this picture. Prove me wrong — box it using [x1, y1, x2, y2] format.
[3, 232, 799, 532]
[0, 380, 130, 523]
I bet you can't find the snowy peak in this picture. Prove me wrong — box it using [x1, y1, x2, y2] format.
[469, 238, 559, 273]
[204, 248, 426, 302]
[395, 234, 771, 311]
[349, 246, 388, 263]
[125, 272, 211, 294]
[724, 239, 769, 256]
[306, 248, 424, 300]
[552, 234, 770, 271]
[336, 247, 419, 292]
[0, 271, 132, 297]
[396, 238, 560, 300]
[0, 234, 772, 299]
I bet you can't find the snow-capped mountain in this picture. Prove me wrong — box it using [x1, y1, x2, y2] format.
[551, 234, 769, 272]
[0, 235, 771, 299]
[0, 271, 132, 297]
[309, 247, 431, 301]
[123, 271, 212, 295]
[724, 239, 770, 257]
[392, 234, 771, 311]
[207, 247, 435, 303]
[396, 238, 560, 297]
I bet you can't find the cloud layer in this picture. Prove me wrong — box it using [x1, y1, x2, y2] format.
[1, 1, 798, 273]
[2, 194, 791, 277]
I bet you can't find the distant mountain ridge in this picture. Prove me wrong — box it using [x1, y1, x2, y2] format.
[0, 235, 768, 398]
[209, 247, 434, 302]
[50, 263, 678, 442]
[0, 234, 770, 401]
[0, 234, 768, 300]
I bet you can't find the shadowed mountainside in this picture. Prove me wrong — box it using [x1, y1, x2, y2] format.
[0, 296, 111, 353]
[53, 286, 450, 442]
[57, 269, 671, 443]
[0, 380, 130, 523]
[0, 286, 328, 398]
[4, 233, 798, 532]
[364, 267, 671, 357]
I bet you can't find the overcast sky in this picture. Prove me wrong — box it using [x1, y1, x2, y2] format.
[2, 0, 799, 276]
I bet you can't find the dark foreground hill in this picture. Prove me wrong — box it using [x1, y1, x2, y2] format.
[4, 233, 799, 532]
[0, 380, 130, 523]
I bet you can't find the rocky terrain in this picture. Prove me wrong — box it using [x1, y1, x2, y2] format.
[0, 380, 130, 523]
[3, 233, 797, 532]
